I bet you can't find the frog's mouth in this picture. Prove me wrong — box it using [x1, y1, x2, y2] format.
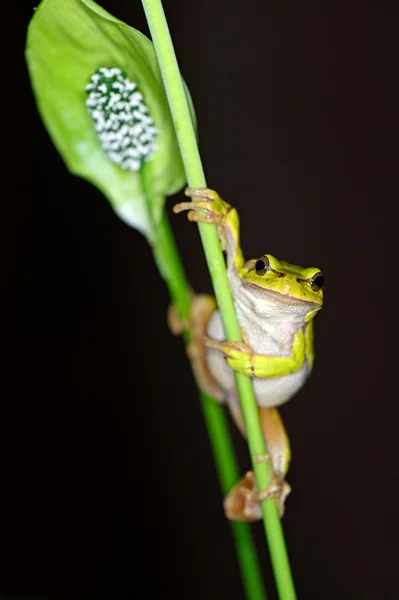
[242, 280, 320, 307]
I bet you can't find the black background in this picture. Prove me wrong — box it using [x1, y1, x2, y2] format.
[5, 1, 397, 598]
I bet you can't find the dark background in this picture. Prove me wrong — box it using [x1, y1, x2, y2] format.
[4, 1, 396, 598]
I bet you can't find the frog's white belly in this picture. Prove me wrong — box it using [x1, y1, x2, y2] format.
[206, 310, 309, 408]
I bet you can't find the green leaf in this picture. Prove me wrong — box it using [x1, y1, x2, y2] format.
[26, 0, 196, 242]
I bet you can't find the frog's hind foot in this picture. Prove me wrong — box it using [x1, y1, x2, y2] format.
[257, 475, 291, 517]
[168, 295, 225, 403]
[167, 303, 190, 335]
[223, 470, 291, 522]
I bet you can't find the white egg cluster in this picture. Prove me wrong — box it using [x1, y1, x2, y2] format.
[86, 67, 158, 172]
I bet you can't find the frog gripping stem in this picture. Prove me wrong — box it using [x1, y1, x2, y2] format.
[174, 188, 245, 270]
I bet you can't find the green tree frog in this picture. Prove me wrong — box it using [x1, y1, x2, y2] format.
[170, 188, 324, 521]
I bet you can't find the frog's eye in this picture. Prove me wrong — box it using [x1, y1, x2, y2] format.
[310, 272, 324, 291]
[255, 256, 270, 276]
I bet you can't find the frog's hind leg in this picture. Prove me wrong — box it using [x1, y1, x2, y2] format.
[168, 295, 225, 403]
[224, 404, 291, 520]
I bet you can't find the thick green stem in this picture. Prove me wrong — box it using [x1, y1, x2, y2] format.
[140, 166, 266, 597]
[153, 214, 266, 598]
[141, 1, 297, 599]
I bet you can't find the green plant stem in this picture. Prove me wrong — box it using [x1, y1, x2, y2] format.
[139, 159, 265, 598]
[200, 391, 266, 600]
[152, 208, 266, 600]
[141, 1, 297, 599]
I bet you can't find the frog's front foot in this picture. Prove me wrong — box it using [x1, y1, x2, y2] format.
[173, 188, 231, 249]
[205, 337, 257, 377]
[224, 470, 291, 522]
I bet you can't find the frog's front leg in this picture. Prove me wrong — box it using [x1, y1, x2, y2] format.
[173, 188, 245, 272]
[205, 328, 306, 378]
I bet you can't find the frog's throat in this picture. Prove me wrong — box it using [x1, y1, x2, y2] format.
[242, 280, 321, 308]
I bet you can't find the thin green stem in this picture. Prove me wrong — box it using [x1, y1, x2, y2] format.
[159, 221, 267, 600]
[200, 392, 266, 600]
[140, 164, 266, 598]
[141, 1, 297, 598]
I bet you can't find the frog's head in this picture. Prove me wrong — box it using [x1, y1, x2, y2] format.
[240, 254, 324, 313]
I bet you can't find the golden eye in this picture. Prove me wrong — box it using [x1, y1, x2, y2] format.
[310, 272, 324, 291]
[255, 256, 270, 276]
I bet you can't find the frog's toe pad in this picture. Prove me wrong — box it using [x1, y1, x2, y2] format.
[184, 187, 220, 202]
